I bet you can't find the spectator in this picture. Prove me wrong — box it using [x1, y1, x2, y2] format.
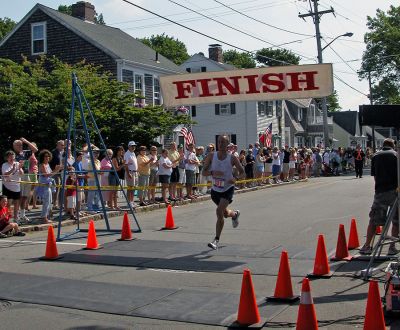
[137, 146, 152, 206]
[289, 148, 297, 181]
[73, 152, 86, 216]
[272, 146, 281, 184]
[282, 145, 290, 182]
[185, 143, 199, 199]
[86, 148, 102, 212]
[148, 146, 159, 204]
[0, 195, 25, 238]
[124, 141, 138, 208]
[245, 149, 255, 187]
[1, 150, 23, 222]
[13, 138, 37, 223]
[100, 149, 113, 208]
[353, 145, 365, 178]
[195, 146, 205, 195]
[238, 149, 247, 188]
[37, 149, 63, 224]
[168, 142, 180, 201]
[27, 142, 39, 210]
[312, 148, 322, 177]
[264, 147, 273, 184]
[157, 149, 173, 204]
[108, 146, 125, 210]
[65, 169, 77, 220]
[49, 140, 65, 209]
[177, 145, 186, 200]
[255, 149, 265, 186]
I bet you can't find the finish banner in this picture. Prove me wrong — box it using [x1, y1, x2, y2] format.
[160, 63, 333, 107]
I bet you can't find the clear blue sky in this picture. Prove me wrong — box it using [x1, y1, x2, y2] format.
[1, 0, 397, 110]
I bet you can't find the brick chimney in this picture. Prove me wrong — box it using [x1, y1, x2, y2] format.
[71, 1, 95, 23]
[208, 44, 223, 63]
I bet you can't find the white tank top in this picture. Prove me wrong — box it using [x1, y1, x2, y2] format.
[210, 152, 233, 193]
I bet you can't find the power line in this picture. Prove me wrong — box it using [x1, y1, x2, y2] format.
[167, 0, 315, 60]
[325, 44, 359, 75]
[119, 0, 301, 65]
[333, 74, 368, 97]
[212, 0, 314, 37]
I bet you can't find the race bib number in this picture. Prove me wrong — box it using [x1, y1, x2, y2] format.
[213, 177, 225, 188]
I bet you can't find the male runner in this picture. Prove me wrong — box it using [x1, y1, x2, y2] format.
[202, 135, 245, 250]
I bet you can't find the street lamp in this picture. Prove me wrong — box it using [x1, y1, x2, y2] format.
[317, 31, 353, 148]
[322, 33, 353, 51]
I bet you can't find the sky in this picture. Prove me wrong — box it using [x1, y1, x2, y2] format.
[1, 0, 398, 110]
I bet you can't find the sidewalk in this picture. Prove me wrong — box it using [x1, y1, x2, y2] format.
[17, 178, 307, 233]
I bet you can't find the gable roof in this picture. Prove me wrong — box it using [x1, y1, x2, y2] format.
[329, 111, 358, 136]
[0, 3, 183, 74]
[181, 53, 236, 71]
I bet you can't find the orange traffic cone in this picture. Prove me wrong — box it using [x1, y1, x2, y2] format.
[84, 220, 101, 250]
[237, 269, 261, 326]
[376, 226, 382, 235]
[308, 234, 333, 278]
[364, 280, 385, 330]
[161, 205, 178, 230]
[40, 226, 61, 260]
[330, 224, 353, 261]
[296, 278, 318, 330]
[348, 218, 360, 250]
[118, 212, 133, 241]
[267, 251, 299, 302]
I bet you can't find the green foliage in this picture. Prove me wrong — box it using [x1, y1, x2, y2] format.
[359, 5, 400, 104]
[140, 34, 190, 65]
[0, 17, 16, 41]
[222, 50, 256, 68]
[326, 90, 341, 112]
[57, 5, 106, 25]
[255, 48, 301, 66]
[0, 57, 190, 155]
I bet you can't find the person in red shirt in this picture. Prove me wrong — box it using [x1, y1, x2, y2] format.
[0, 195, 25, 238]
[353, 145, 366, 178]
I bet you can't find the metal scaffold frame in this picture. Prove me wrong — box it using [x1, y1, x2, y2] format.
[56, 73, 141, 241]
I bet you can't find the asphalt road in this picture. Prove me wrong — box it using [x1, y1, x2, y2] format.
[1, 171, 397, 329]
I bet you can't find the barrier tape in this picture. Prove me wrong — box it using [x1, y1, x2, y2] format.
[0, 175, 276, 191]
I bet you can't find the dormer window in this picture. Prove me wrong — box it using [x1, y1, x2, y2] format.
[31, 22, 47, 55]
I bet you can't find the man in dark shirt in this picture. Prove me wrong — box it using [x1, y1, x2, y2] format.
[360, 138, 399, 255]
[282, 145, 290, 182]
[353, 145, 365, 178]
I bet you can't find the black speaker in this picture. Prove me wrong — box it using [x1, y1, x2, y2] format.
[359, 104, 400, 128]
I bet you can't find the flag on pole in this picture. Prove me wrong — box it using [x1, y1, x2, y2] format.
[181, 126, 196, 145]
[259, 123, 273, 147]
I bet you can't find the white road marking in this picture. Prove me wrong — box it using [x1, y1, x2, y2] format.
[0, 239, 86, 246]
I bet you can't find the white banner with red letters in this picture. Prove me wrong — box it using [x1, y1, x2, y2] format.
[160, 63, 333, 107]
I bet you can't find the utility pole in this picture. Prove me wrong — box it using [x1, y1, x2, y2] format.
[368, 71, 376, 152]
[299, 0, 334, 148]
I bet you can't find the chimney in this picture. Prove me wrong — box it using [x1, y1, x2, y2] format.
[208, 44, 223, 63]
[71, 1, 95, 23]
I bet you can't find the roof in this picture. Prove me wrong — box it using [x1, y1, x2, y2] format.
[329, 111, 358, 136]
[288, 98, 312, 108]
[284, 105, 304, 133]
[181, 53, 236, 71]
[1, 3, 183, 74]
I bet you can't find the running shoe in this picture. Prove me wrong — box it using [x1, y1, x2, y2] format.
[232, 210, 240, 228]
[359, 245, 372, 255]
[208, 239, 219, 250]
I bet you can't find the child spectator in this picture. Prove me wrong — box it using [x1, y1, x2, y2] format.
[0, 195, 25, 238]
[65, 170, 77, 220]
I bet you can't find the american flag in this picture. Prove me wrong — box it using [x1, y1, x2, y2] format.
[181, 127, 196, 145]
[259, 123, 273, 147]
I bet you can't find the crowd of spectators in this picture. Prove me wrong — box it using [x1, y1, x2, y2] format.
[0, 136, 372, 231]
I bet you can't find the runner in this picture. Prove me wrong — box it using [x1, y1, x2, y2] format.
[202, 135, 245, 250]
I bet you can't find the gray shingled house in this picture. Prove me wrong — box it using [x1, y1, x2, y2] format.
[0, 1, 183, 106]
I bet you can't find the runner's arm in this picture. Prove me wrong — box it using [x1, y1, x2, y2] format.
[202, 153, 213, 176]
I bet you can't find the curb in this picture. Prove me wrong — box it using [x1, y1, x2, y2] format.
[19, 178, 307, 233]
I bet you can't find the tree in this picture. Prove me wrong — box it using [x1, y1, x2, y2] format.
[222, 50, 256, 69]
[255, 48, 301, 66]
[0, 17, 16, 41]
[140, 34, 190, 65]
[326, 90, 341, 112]
[359, 5, 400, 104]
[57, 5, 106, 25]
[0, 57, 190, 154]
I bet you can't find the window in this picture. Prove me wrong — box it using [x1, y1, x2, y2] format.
[257, 102, 265, 116]
[309, 104, 316, 123]
[31, 22, 46, 55]
[191, 105, 196, 117]
[201, 66, 207, 72]
[215, 103, 236, 115]
[297, 108, 303, 121]
[295, 136, 304, 148]
[122, 69, 134, 92]
[134, 74, 143, 95]
[266, 101, 273, 117]
[153, 78, 160, 105]
[276, 100, 282, 117]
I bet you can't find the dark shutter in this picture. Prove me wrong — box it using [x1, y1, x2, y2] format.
[230, 103, 236, 114]
[186, 68, 191, 73]
[201, 66, 207, 72]
[231, 134, 237, 145]
[144, 74, 153, 105]
[215, 104, 220, 115]
[191, 105, 196, 117]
